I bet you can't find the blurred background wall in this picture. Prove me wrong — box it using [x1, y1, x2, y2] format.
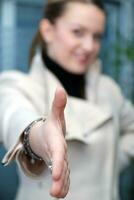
[0, 0, 134, 200]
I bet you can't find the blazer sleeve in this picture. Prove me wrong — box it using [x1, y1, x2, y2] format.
[119, 98, 134, 159]
[99, 75, 134, 167]
[0, 72, 46, 177]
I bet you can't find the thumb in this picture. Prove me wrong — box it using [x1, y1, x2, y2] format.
[51, 86, 67, 120]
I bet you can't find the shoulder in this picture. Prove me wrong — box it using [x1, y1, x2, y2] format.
[0, 70, 39, 87]
[0, 70, 29, 85]
[0, 70, 43, 96]
[98, 74, 124, 107]
[99, 74, 121, 92]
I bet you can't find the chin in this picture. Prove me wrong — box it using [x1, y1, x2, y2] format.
[72, 67, 88, 75]
[76, 64, 89, 74]
[65, 62, 88, 74]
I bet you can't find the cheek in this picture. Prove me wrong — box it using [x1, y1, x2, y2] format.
[56, 31, 77, 52]
[94, 43, 101, 55]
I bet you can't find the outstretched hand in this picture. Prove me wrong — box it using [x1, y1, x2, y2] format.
[29, 86, 70, 198]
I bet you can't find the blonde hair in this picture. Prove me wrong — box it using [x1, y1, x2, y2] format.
[29, 0, 105, 65]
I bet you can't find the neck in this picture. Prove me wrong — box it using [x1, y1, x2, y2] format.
[42, 52, 86, 99]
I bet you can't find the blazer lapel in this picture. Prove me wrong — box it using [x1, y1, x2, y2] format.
[65, 97, 112, 143]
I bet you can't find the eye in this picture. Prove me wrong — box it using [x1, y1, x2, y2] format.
[94, 33, 103, 42]
[72, 29, 84, 37]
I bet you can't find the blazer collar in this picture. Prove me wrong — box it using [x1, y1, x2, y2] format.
[30, 54, 112, 143]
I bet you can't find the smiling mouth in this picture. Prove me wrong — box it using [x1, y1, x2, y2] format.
[77, 56, 89, 65]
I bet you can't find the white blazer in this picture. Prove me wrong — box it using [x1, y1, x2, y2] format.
[0, 54, 134, 200]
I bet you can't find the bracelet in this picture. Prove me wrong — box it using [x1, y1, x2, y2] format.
[22, 117, 46, 164]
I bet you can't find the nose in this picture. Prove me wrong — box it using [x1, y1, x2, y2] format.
[82, 36, 94, 52]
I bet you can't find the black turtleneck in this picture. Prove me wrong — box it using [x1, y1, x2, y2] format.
[42, 53, 86, 99]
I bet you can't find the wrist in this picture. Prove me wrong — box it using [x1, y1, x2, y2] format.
[22, 117, 45, 164]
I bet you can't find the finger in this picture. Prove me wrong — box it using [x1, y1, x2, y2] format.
[52, 146, 66, 180]
[51, 86, 67, 120]
[49, 158, 64, 197]
[51, 140, 67, 180]
[57, 162, 70, 198]
[60, 164, 70, 197]
[50, 158, 69, 198]
[60, 176, 70, 198]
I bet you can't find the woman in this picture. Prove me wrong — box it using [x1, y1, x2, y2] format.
[1, 0, 134, 200]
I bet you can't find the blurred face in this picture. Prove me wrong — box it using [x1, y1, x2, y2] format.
[42, 2, 105, 74]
